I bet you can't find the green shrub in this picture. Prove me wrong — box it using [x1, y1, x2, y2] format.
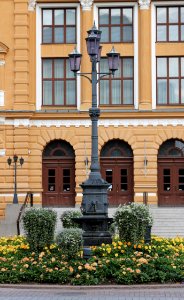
[56, 228, 83, 258]
[114, 203, 153, 244]
[60, 210, 82, 228]
[23, 208, 57, 251]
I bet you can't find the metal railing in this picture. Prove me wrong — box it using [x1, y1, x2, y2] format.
[17, 192, 33, 235]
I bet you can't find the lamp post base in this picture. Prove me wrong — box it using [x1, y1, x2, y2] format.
[13, 193, 18, 204]
[74, 215, 113, 246]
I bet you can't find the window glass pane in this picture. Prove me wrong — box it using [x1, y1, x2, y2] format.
[66, 60, 75, 78]
[100, 80, 109, 104]
[54, 28, 64, 43]
[43, 10, 52, 25]
[123, 80, 133, 104]
[112, 80, 121, 104]
[169, 7, 178, 23]
[181, 7, 184, 22]
[181, 79, 184, 103]
[111, 9, 120, 24]
[43, 27, 52, 43]
[169, 25, 178, 41]
[66, 9, 76, 25]
[54, 10, 64, 25]
[114, 60, 121, 78]
[169, 79, 179, 103]
[181, 25, 184, 41]
[123, 58, 133, 77]
[99, 9, 109, 24]
[43, 81, 52, 105]
[169, 58, 179, 77]
[157, 25, 167, 41]
[55, 81, 64, 105]
[66, 81, 76, 105]
[157, 58, 167, 77]
[100, 59, 109, 73]
[157, 7, 167, 23]
[181, 58, 184, 76]
[66, 27, 76, 43]
[157, 79, 167, 104]
[43, 60, 52, 78]
[123, 26, 132, 42]
[111, 27, 120, 42]
[54, 59, 64, 78]
[123, 8, 132, 24]
[100, 27, 109, 42]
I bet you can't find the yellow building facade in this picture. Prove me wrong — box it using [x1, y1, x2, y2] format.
[0, 0, 184, 218]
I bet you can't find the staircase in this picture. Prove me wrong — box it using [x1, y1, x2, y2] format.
[149, 207, 184, 238]
[0, 204, 22, 237]
[1, 206, 184, 238]
[51, 207, 184, 238]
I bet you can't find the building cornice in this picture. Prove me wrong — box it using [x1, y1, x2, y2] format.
[3, 118, 184, 128]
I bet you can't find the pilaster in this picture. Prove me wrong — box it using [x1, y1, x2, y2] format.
[138, 0, 152, 110]
[79, 0, 93, 110]
[13, 0, 30, 110]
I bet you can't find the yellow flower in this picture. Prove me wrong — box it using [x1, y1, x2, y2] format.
[39, 252, 45, 258]
[69, 266, 74, 273]
[78, 266, 82, 270]
[127, 242, 131, 246]
[115, 253, 118, 257]
[50, 244, 56, 249]
[51, 257, 56, 262]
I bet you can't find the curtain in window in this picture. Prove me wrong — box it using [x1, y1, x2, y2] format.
[66, 81, 76, 105]
[112, 80, 121, 104]
[123, 80, 133, 104]
[43, 81, 52, 105]
[100, 80, 109, 104]
[157, 79, 167, 104]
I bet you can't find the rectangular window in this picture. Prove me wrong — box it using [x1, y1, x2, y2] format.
[156, 6, 184, 42]
[42, 8, 76, 44]
[99, 7, 133, 43]
[99, 57, 134, 105]
[42, 58, 76, 106]
[157, 57, 184, 105]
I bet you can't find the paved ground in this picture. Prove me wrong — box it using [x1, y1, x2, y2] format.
[0, 284, 184, 300]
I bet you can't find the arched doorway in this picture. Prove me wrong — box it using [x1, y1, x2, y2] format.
[42, 140, 75, 207]
[100, 139, 134, 206]
[158, 139, 184, 206]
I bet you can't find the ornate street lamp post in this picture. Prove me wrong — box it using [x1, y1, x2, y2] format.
[7, 155, 24, 204]
[69, 24, 119, 247]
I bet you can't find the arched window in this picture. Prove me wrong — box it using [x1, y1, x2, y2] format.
[158, 139, 184, 157]
[43, 140, 75, 158]
[101, 139, 133, 157]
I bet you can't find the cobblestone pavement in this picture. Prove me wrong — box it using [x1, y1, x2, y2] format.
[0, 285, 184, 300]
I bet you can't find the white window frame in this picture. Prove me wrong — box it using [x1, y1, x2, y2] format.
[36, 3, 81, 110]
[151, 1, 184, 109]
[93, 2, 138, 109]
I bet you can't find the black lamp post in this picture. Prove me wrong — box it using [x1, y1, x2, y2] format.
[7, 154, 24, 204]
[69, 24, 120, 247]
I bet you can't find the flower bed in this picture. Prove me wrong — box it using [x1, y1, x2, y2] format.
[0, 235, 183, 285]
